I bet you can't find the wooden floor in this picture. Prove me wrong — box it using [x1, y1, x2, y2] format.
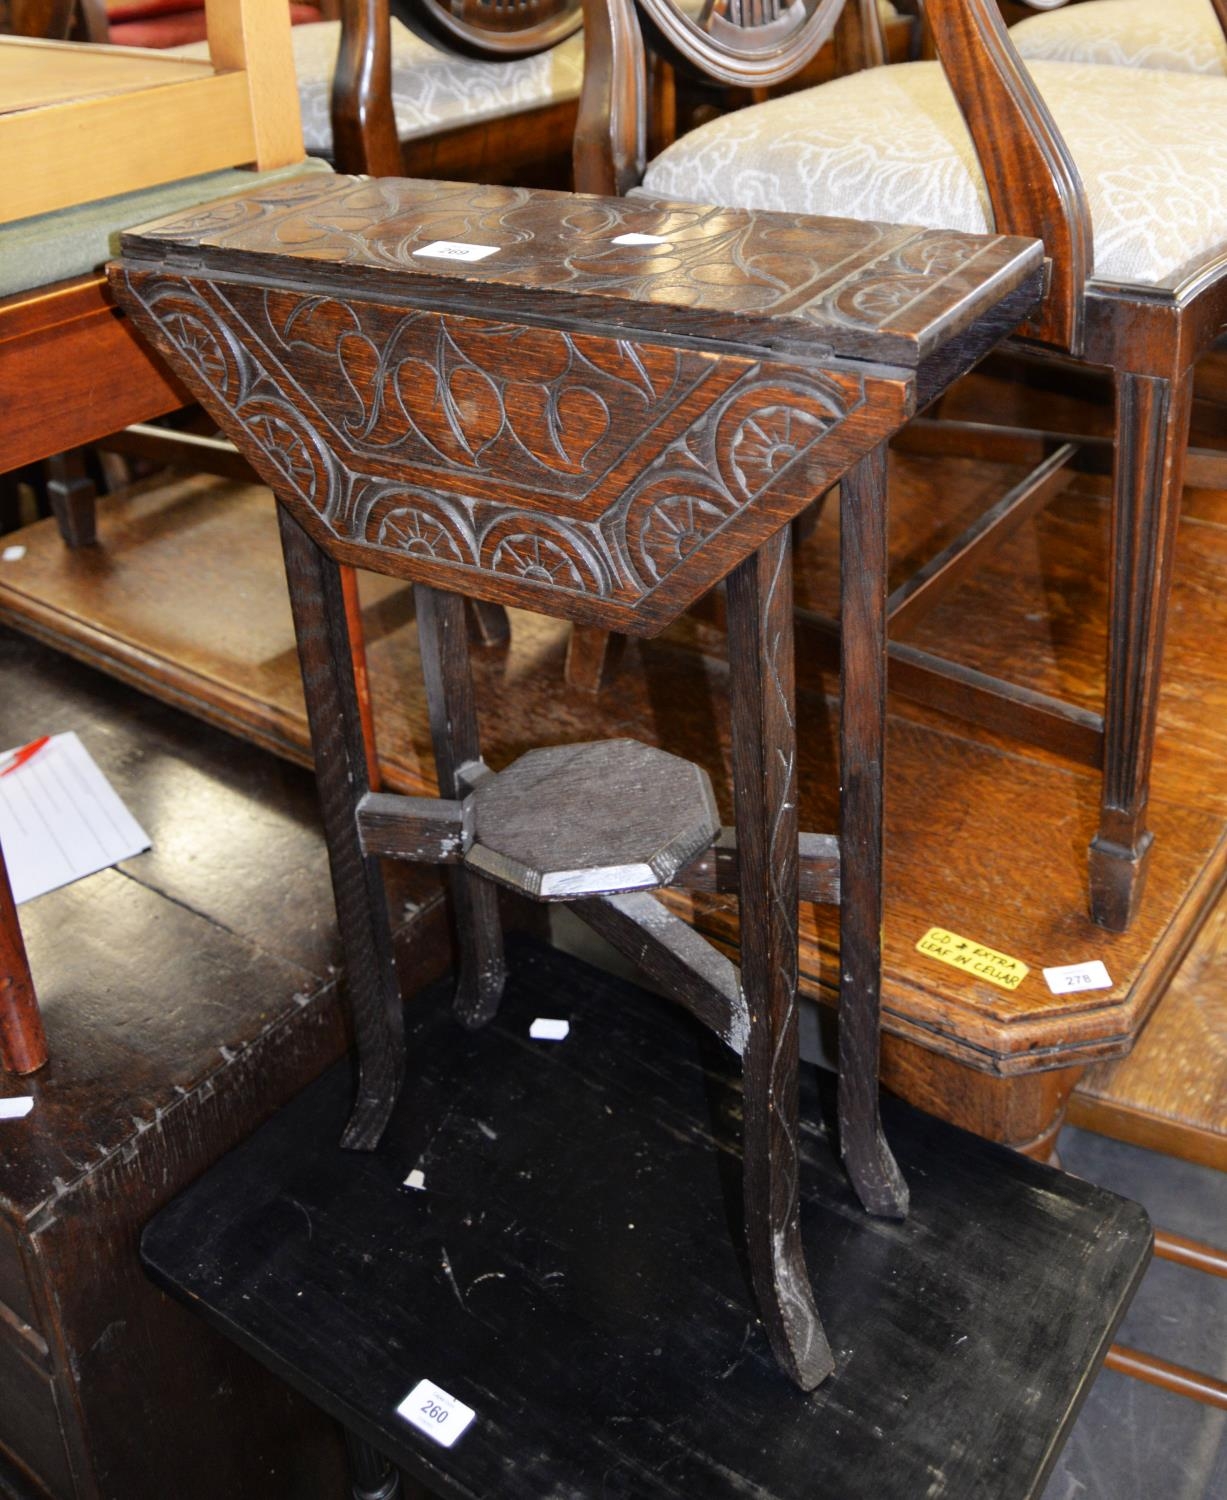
[1, 433, 1225, 1153]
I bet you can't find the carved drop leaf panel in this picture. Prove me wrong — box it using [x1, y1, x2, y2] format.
[118, 265, 910, 633]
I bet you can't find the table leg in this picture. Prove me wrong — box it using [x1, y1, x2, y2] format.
[727, 524, 833, 1390]
[1, 845, 47, 1074]
[415, 584, 506, 1028]
[838, 444, 908, 1218]
[339, 564, 380, 790]
[279, 509, 404, 1150]
[343, 1429, 402, 1500]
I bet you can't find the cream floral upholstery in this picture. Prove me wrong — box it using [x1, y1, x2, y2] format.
[640, 58, 1227, 288]
[1011, 0, 1227, 77]
[175, 18, 584, 157]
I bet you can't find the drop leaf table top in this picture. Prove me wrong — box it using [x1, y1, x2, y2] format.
[110, 173, 1044, 637]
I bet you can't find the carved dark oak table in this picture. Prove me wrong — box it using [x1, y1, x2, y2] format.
[109, 175, 1043, 1392]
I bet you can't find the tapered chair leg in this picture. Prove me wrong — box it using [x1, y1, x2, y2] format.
[727, 524, 833, 1390]
[46, 448, 97, 547]
[415, 584, 507, 1027]
[1090, 363, 1193, 931]
[837, 445, 907, 1218]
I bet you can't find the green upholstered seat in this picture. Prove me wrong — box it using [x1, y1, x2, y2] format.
[0, 157, 333, 301]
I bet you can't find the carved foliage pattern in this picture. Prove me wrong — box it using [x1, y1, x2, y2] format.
[123, 266, 874, 626]
[246, 283, 695, 493]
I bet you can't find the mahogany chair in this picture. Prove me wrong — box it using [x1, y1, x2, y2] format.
[976, 0, 1227, 1419]
[1008, 0, 1227, 75]
[572, 0, 1227, 933]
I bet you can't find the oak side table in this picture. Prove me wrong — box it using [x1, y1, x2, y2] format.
[110, 173, 1049, 1413]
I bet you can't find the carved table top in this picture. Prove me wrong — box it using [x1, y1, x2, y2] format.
[111, 177, 1043, 634]
[118, 174, 1042, 369]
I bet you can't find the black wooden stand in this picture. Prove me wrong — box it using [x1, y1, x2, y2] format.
[142, 938, 1151, 1500]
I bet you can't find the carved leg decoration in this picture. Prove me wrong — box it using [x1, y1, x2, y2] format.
[1090, 365, 1193, 931]
[343, 1430, 402, 1500]
[0, 846, 47, 1075]
[727, 524, 833, 1390]
[46, 448, 97, 547]
[838, 445, 908, 1219]
[415, 584, 507, 1027]
[278, 510, 404, 1150]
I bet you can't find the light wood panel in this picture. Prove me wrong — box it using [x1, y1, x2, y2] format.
[2, 71, 258, 223]
[201, 0, 303, 172]
[0, 0, 303, 225]
[0, 36, 213, 113]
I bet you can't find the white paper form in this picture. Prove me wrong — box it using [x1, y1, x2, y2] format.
[0, 732, 150, 904]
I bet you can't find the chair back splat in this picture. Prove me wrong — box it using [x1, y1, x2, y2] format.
[418, 0, 581, 55]
[331, 0, 583, 177]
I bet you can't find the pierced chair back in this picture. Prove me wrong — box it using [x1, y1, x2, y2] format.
[415, 0, 581, 56]
[332, 0, 583, 177]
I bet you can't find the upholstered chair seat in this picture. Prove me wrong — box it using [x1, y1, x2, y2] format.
[640, 57, 1227, 288]
[0, 159, 332, 302]
[175, 17, 585, 158]
[1010, 0, 1227, 76]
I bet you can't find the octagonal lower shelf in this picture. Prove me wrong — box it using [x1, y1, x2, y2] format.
[463, 739, 720, 900]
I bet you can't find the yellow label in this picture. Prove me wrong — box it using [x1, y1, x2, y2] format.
[915, 927, 1029, 991]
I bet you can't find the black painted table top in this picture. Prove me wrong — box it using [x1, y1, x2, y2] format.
[142, 938, 1151, 1500]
